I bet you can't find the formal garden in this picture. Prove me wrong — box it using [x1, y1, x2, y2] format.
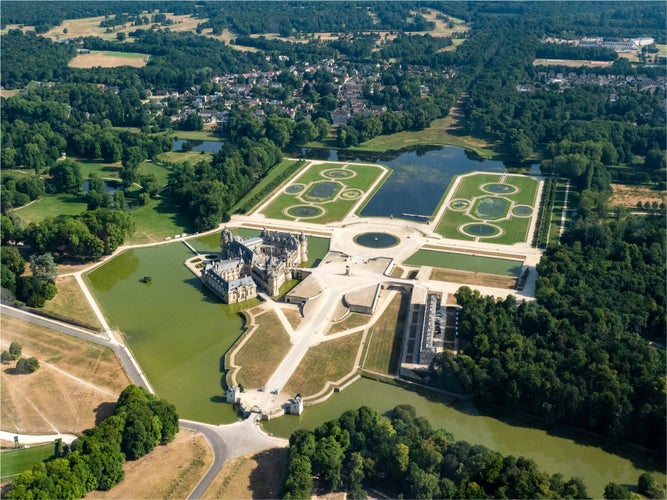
[435, 172, 540, 245]
[258, 162, 387, 224]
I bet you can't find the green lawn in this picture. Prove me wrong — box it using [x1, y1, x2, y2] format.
[232, 159, 303, 213]
[127, 196, 192, 245]
[363, 292, 407, 375]
[404, 250, 523, 277]
[1, 444, 54, 481]
[14, 194, 88, 224]
[77, 159, 122, 181]
[95, 50, 147, 59]
[348, 118, 503, 160]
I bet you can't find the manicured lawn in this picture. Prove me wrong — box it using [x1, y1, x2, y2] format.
[234, 310, 292, 389]
[14, 194, 87, 224]
[126, 196, 192, 245]
[284, 332, 362, 397]
[232, 159, 302, 213]
[548, 181, 569, 244]
[327, 313, 370, 335]
[404, 250, 523, 277]
[362, 292, 407, 375]
[1, 444, 54, 481]
[77, 159, 122, 180]
[259, 162, 385, 224]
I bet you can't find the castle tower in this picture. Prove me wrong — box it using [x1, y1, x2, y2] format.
[299, 232, 308, 264]
[221, 227, 232, 257]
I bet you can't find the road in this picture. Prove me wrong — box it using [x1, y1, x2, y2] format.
[1, 304, 150, 392]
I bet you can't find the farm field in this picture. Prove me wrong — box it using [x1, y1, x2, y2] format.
[435, 172, 540, 245]
[259, 162, 386, 224]
[404, 249, 524, 277]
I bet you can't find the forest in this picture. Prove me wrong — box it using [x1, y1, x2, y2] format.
[283, 405, 593, 499]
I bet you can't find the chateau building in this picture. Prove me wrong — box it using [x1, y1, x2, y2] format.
[201, 228, 308, 303]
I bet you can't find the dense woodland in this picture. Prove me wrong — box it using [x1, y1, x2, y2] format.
[0, 2, 665, 490]
[282, 405, 593, 499]
[431, 186, 666, 453]
[4, 385, 178, 499]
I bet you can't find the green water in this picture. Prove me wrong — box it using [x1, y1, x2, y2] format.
[86, 243, 242, 424]
[263, 379, 665, 498]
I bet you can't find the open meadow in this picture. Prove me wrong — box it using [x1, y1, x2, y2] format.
[0, 315, 130, 435]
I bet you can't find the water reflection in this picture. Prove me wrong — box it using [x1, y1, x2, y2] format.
[172, 138, 224, 153]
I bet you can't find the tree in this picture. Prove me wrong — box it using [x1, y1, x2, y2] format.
[638, 472, 665, 499]
[15, 357, 40, 374]
[604, 482, 630, 499]
[9, 342, 22, 359]
[29, 253, 57, 282]
[50, 159, 82, 194]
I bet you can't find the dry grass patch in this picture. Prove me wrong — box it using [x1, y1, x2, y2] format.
[284, 332, 362, 397]
[533, 58, 614, 67]
[69, 52, 148, 69]
[202, 447, 287, 499]
[234, 310, 292, 389]
[87, 430, 212, 500]
[40, 13, 203, 42]
[363, 292, 406, 375]
[281, 307, 302, 330]
[390, 266, 405, 278]
[41, 275, 102, 329]
[0, 89, 20, 98]
[1, 315, 130, 434]
[430, 268, 517, 289]
[327, 313, 369, 335]
[611, 183, 666, 207]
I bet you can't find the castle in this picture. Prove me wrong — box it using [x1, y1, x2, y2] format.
[201, 228, 308, 304]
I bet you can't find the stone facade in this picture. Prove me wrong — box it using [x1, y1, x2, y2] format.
[201, 228, 308, 303]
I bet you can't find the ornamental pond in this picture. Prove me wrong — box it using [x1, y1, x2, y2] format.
[85, 146, 664, 497]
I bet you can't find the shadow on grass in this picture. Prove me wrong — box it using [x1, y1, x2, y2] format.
[248, 447, 288, 499]
[94, 401, 117, 426]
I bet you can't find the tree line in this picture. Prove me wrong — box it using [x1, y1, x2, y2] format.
[283, 404, 591, 499]
[4, 385, 178, 499]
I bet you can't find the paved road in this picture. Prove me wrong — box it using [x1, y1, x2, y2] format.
[180, 416, 287, 499]
[0, 430, 78, 445]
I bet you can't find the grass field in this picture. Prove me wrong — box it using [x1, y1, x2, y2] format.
[234, 159, 304, 213]
[435, 172, 539, 244]
[260, 162, 385, 224]
[283, 332, 362, 397]
[14, 194, 88, 224]
[0, 444, 54, 481]
[362, 292, 407, 375]
[233, 310, 292, 389]
[327, 313, 370, 335]
[69, 50, 149, 69]
[42, 275, 103, 329]
[547, 180, 570, 244]
[87, 430, 212, 500]
[404, 250, 523, 277]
